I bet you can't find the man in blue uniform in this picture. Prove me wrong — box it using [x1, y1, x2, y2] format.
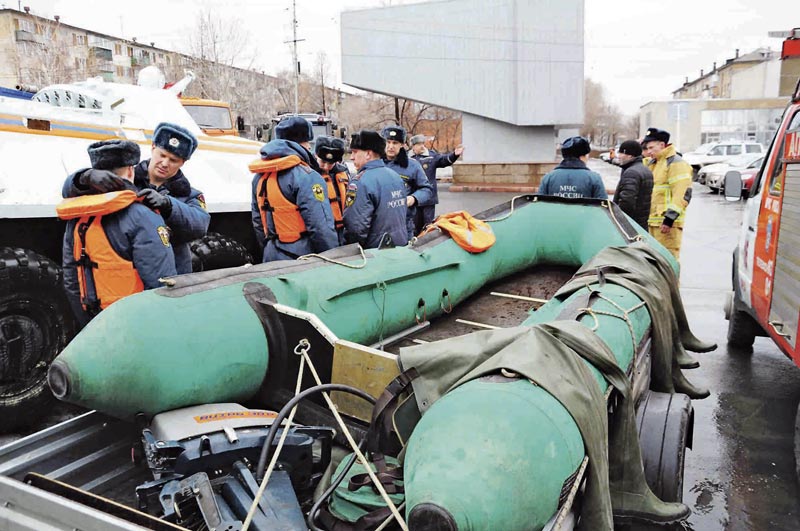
[60, 140, 177, 328]
[62, 122, 210, 274]
[343, 130, 408, 249]
[539, 136, 607, 199]
[250, 117, 339, 262]
[409, 134, 464, 232]
[381, 126, 432, 239]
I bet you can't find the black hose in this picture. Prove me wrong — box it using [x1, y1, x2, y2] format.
[255, 383, 376, 482]
[308, 439, 366, 531]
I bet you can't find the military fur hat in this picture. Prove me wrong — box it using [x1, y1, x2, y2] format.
[350, 130, 386, 158]
[642, 127, 670, 144]
[153, 122, 198, 161]
[88, 139, 141, 170]
[381, 125, 407, 143]
[275, 116, 314, 143]
[409, 134, 427, 146]
[560, 136, 591, 158]
[315, 136, 346, 163]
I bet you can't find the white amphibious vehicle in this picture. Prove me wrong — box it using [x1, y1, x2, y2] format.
[0, 68, 261, 430]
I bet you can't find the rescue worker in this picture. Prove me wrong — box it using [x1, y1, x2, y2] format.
[539, 136, 607, 199]
[409, 134, 464, 232]
[62, 122, 210, 274]
[642, 128, 693, 260]
[381, 126, 433, 239]
[613, 140, 654, 229]
[250, 117, 339, 262]
[343, 130, 408, 249]
[314, 136, 350, 244]
[58, 140, 177, 329]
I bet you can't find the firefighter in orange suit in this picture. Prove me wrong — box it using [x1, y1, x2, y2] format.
[250, 117, 339, 262]
[314, 136, 350, 244]
[58, 140, 177, 328]
[642, 127, 693, 261]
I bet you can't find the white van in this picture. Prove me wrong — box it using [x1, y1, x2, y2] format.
[684, 141, 764, 177]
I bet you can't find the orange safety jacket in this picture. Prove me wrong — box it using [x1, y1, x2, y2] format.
[249, 155, 310, 243]
[322, 169, 349, 231]
[56, 190, 144, 313]
[421, 210, 496, 253]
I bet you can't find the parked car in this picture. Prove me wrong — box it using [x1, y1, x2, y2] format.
[698, 153, 764, 191]
[599, 144, 620, 164]
[684, 141, 764, 177]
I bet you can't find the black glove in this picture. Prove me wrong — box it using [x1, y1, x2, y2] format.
[78, 169, 127, 193]
[137, 188, 173, 218]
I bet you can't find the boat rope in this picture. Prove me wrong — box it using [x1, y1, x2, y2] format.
[574, 286, 647, 356]
[298, 244, 368, 269]
[484, 194, 528, 223]
[242, 344, 307, 531]
[602, 200, 643, 243]
[295, 338, 409, 531]
[372, 281, 388, 346]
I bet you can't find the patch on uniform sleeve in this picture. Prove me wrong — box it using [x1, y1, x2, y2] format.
[157, 226, 171, 246]
[423, 163, 429, 170]
[312, 183, 325, 202]
[196, 193, 207, 211]
[345, 190, 357, 208]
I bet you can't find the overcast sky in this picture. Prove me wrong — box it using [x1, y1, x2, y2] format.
[9, 0, 797, 115]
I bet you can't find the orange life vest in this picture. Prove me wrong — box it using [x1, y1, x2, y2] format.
[56, 190, 145, 313]
[421, 210, 496, 253]
[322, 169, 349, 230]
[249, 155, 310, 243]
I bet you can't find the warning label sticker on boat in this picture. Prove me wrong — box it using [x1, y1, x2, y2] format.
[193, 411, 278, 423]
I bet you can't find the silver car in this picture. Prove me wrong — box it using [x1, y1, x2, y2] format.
[698, 153, 764, 191]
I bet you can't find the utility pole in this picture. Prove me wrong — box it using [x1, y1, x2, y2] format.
[292, 0, 298, 114]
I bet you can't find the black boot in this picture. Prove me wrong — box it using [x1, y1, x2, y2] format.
[675, 349, 700, 369]
[672, 368, 710, 399]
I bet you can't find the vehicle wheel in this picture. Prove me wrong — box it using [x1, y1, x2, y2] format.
[0, 248, 73, 433]
[727, 307, 758, 348]
[636, 391, 693, 502]
[190, 232, 252, 272]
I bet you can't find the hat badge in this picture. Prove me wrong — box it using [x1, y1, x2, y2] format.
[389, 131, 396, 137]
[169, 137, 180, 148]
[325, 153, 332, 160]
[647, 130, 653, 136]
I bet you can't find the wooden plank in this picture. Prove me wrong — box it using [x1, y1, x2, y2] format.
[330, 340, 401, 422]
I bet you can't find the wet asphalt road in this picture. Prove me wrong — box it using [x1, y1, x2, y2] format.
[3, 160, 800, 530]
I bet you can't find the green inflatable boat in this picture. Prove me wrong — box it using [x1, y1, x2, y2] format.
[49, 196, 659, 418]
[47, 196, 709, 530]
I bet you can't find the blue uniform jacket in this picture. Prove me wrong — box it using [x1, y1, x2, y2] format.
[410, 149, 459, 205]
[538, 158, 608, 200]
[384, 148, 433, 238]
[251, 139, 339, 262]
[62, 161, 210, 274]
[343, 159, 408, 249]
[62, 192, 177, 328]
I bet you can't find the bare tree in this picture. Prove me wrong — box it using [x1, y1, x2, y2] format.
[582, 78, 627, 148]
[13, 18, 80, 88]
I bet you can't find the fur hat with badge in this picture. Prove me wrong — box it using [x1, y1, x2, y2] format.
[642, 127, 670, 144]
[88, 139, 141, 170]
[350, 130, 386, 158]
[153, 122, 198, 161]
[315, 136, 345, 163]
[560, 136, 591, 158]
[381, 125, 407, 144]
[275, 116, 314, 144]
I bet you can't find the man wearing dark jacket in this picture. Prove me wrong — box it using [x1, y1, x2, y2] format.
[613, 140, 653, 229]
[62, 123, 210, 274]
[539, 136, 607, 199]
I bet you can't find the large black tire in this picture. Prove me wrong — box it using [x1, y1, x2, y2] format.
[190, 232, 252, 272]
[727, 307, 758, 348]
[0, 248, 73, 433]
[636, 391, 693, 503]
